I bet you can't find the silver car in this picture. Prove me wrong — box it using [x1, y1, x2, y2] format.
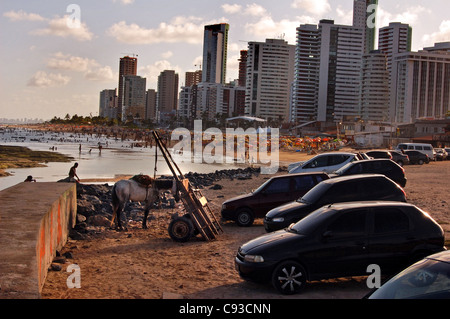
[288, 152, 361, 174]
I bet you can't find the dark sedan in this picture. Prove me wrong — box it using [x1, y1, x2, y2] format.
[264, 174, 407, 232]
[333, 159, 407, 187]
[221, 172, 329, 226]
[236, 202, 445, 295]
[404, 150, 430, 165]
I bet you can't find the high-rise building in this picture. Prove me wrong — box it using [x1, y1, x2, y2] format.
[238, 50, 248, 87]
[118, 56, 138, 120]
[391, 43, 450, 123]
[245, 38, 295, 120]
[353, 0, 378, 54]
[292, 20, 364, 125]
[121, 75, 146, 121]
[99, 89, 117, 119]
[157, 70, 179, 117]
[378, 22, 413, 121]
[202, 23, 229, 84]
[185, 70, 202, 87]
[360, 50, 390, 121]
[145, 89, 157, 121]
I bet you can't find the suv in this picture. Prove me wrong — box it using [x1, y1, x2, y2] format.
[404, 150, 430, 165]
[365, 150, 392, 159]
[288, 152, 359, 174]
[264, 174, 407, 232]
[390, 150, 410, 166]
[333, 159, 407, 187]
[221, 172, 329, 226]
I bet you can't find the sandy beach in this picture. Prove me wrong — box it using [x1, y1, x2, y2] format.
[39, 151, 450, 300]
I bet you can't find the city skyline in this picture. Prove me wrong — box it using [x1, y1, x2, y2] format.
[1, 0, 449, 120]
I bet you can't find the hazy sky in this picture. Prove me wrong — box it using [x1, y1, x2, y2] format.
[1, 0, 449, 120]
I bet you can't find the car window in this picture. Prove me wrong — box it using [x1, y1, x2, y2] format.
[321, 181, 361, 204]
[346, 163, 363, 174]
[292, 175, 316, 191]
[424, 146, 431, 150]
[415, 146, 423, 150]
[363, 179, 393, 199]
[263, 178, 290, 194]
[328, 155, 349, 166]
[373, 208, 409, 233]
[407, 145, 414, 150]
[326, 210, 367, 238]
[304, 155, 328, 168]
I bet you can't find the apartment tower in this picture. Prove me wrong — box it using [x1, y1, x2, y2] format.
[202, 23, 229, 84]
[118, 56, 138, 120]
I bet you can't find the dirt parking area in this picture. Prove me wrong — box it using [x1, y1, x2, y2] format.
[41, 160, 449, 299]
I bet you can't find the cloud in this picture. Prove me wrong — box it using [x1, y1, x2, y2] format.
[291, 0, 331, 16]
[27, 71, 71, 88]
[3, 10, 46, 22]
[107, 16, 210, 44]
[422, 20, 450, 46]
[377, 5, 430, 28]
[47, 52, 116, 82]
[244, 16, 299, 43]
[32, 16, 94, 41]
[222, 3, 267, 17]
[139, 60, 182, 88]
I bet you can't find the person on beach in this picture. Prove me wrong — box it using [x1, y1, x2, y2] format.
[24, 175, 36, 182]
[69, 162, 80, 183]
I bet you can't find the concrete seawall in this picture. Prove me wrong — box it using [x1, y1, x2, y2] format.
[0, 182, 77, 298]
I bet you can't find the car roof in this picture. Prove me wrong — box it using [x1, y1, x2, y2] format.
[348, 159, 393, 164]
[327, 201, 413, 210]
[427, 250, 450, 264]
[320, 174, 387, 184]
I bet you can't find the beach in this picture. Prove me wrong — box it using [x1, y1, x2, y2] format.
[39, 158, 450, 299]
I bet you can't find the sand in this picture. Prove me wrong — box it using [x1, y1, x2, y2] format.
[40, 151, 450, 299]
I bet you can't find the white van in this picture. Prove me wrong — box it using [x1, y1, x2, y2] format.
[396, 143, 435, 160]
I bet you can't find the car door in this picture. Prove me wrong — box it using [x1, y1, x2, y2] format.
[327, 154, 353, 172]
[254, 177, 292, 214]
[301, 155, 329, 172]
[367, 207, 416, 274]
[309, 209, 369, 278]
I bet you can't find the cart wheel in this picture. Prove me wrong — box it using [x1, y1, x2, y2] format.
[168, 216, 194, 242]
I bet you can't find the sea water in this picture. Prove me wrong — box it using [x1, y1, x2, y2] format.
[0, 127, 239, 191]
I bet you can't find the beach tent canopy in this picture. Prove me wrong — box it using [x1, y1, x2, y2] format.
[226, 116, 266, 122]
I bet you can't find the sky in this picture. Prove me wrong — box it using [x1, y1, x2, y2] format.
[1, 0, 449, 121]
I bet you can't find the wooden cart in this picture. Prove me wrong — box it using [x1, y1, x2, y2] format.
[152, 130, 223, 242]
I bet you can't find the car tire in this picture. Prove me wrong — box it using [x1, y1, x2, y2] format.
[271, 261, 307, 295]
[235, 208, 254, 227]
[418, 159, 424, 165]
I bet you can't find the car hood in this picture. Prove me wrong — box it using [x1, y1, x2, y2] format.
[266, 200, 310, 218]
[240, 229, 304, 255]
[223, 192, 253, 204]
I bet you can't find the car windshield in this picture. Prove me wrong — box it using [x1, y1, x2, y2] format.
[297, 182, 330, 204]
[289, 206, 332, 235]
[369, 258, 450, 299]
[252, 178, 273, 193]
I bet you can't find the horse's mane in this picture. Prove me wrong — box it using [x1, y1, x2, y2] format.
[130, 174, 154, 186]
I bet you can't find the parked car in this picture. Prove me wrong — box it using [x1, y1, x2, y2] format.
[221, 172, 329, 226]
[367, 250, 450, 299]
[236, 202, 445, 295]
[264, 174, 407, 232]
[288, 152, 360, 174]
[333, 159, 407, 187]
[390, 150, 410, 166]
[445, 148, 450, 160]
[365, 150, 392, 160]
[434, 148, 448, 161]
[403, 150, 430, 165]
[396, 143, 435, 160]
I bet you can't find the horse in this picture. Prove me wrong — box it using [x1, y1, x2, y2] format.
[111, 176, 179, 230]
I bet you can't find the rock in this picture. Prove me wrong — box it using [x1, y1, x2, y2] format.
[87, 215, 111, 227]
[210, 184, 223, 190]
[49, 263, 62, 271]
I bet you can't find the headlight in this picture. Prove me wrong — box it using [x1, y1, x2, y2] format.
[244, 255, 265, 263]
[272, 217, 285, 223]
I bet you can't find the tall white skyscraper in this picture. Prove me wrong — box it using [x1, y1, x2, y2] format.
[353, 0, 378, 54]
[245, 38, 295, 120]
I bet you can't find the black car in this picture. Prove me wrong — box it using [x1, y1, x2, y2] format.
[390, 150, 410, 166]
[333, 159, 407, 187]
[404, 150, 430, 165]
[221, 172, 329, 226]
[365, 150, 392, 159]
[367, 250, 450, 299]
[264, 174, 407, 232]
[236, 202, 445, 295]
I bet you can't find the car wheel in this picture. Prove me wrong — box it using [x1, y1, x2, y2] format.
[168, 216, 194, 242]
[271, 261, 307, 295]
[418, 159, 424, 165]
[235, 208, 254, 227]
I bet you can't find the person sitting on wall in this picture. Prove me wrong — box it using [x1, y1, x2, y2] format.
[24, 175, 36, 182]
[69, 162, 81, 183]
